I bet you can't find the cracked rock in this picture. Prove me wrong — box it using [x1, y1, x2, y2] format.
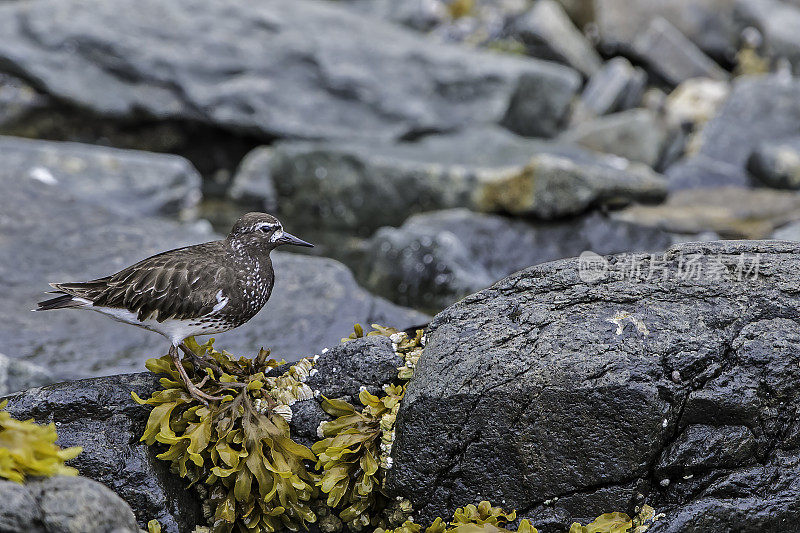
[386, 240, 800, 532]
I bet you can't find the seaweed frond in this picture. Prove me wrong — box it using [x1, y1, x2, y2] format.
[132, 338, 317, 532]
[312, 384, 405, 530]
[0, 400, 82, 483]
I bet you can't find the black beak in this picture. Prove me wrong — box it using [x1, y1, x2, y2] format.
[275, 231, 314, 248]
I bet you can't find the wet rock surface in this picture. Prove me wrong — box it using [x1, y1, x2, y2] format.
[307, 336, 402, 406]
[387, 240, 800, 532]
[361, 209, 673, 310]
[0, 0, 579, 143]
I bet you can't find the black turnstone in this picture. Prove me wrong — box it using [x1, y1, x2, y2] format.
[36, 212, 313, 403]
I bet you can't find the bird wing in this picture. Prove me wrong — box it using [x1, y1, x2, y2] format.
[54, 244, 237, 322]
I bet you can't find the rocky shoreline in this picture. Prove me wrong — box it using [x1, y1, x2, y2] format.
[2, 0, 800, 531]
[3, 240, 799, 532]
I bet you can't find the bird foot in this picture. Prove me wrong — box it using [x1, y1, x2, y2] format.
[170, 346, 223, 406]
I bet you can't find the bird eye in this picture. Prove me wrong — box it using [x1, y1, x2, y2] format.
[259, 227, 270, 233]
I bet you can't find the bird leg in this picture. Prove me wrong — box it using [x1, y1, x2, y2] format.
[179, 343, 223, 377]
[170, 345, 223, 405]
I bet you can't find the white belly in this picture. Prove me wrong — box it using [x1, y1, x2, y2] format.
[86, 304, 231, 345]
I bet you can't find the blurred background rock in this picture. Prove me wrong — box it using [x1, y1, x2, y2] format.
[1, 0, 800, 384]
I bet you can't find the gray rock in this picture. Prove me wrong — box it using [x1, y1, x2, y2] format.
[747, 137, 800, 189]
[361, 209, 673, 310]
[0, 136, 202, 219]
[693, 75, 800, 172]
[632, 18, 728, 86]
[665, 154, 751, 190]
[3, 374, 201, 533]
[0, 0, 579, 142]
[307, 336, 402, 405]
[0, 476, 141, 533]
[0, 152, 427, 380]
[0, 480, 43, 532]
[594, 0, 740, 62]
[474, 152, 667, 219]
[570, 57, 647, 123]
[511, 0, 602, 77]
[735, 0, 800, 72]
[771, 219, 800, 240]
[612, 186, 800, 238]
[28, 476, 141, 533]
[227, 146, 277, 210]
[559, 109, 672, 167]
[268, 127, 667, 231]
[387, 239, 800, 531]
[0, 352, 53, 395]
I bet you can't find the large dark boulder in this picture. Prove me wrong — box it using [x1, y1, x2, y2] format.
[0, 0, 578, 143]
[387, 240, 800, 532]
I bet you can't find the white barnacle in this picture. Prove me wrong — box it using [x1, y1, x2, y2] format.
[273, 405, 293, 423]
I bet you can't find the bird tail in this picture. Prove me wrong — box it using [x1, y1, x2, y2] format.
[34, 280, 107, 311]
[35, 293, 87, 311]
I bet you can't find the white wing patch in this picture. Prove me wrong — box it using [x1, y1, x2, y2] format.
[212, 289, 229, 313]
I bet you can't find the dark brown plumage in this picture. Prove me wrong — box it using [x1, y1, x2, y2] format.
[36, 212, 313, 403]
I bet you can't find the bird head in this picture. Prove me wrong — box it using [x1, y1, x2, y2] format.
[227, 212, 313, 251]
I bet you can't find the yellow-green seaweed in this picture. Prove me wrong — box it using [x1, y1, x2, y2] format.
[376, 501, 537, 533]
[0, 400, 82, 483]
[132, 338, 318, 533]
[312, 385, 405, 530]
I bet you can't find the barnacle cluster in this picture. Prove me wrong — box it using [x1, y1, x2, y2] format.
[132, 338, 318, 532]
[0, 400, 82, 483]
